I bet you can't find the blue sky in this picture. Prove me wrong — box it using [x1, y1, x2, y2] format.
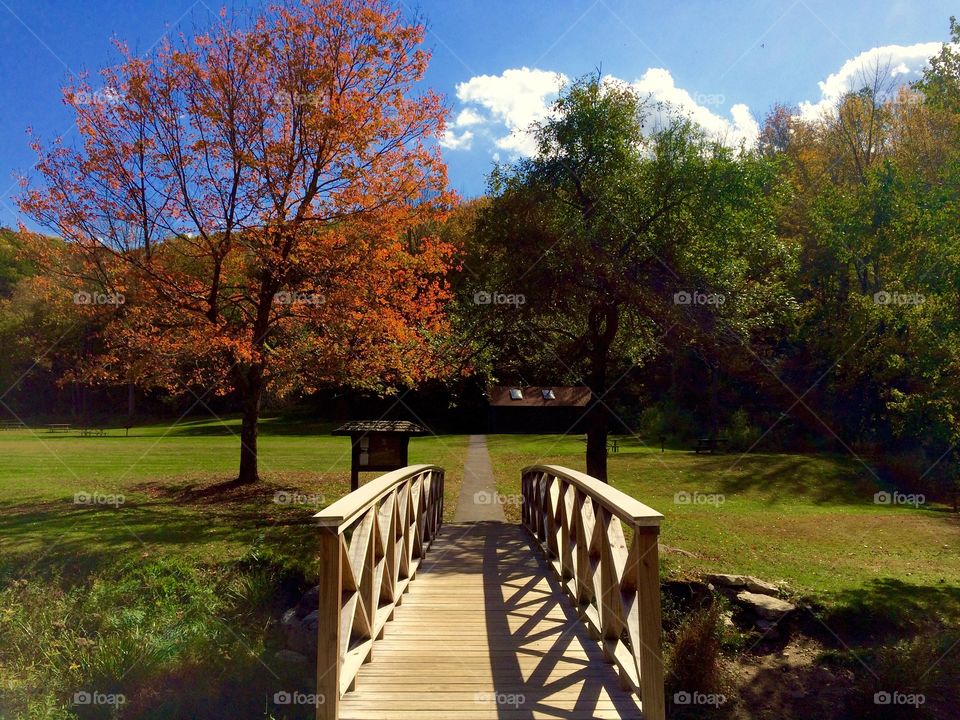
[0, 0, 955, 227]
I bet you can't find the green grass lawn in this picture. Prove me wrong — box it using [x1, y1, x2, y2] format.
[486, 434, 960, 600]
[2, 425, 958, 719]
[0, 418, 467, 720]
[0, 418, 467, 574]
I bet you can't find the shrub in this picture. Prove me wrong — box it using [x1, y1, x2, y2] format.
[723, 409, 762, 453]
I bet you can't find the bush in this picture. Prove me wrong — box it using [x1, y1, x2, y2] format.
[723, 409, 762, 453]
[665, 604, 733, 718]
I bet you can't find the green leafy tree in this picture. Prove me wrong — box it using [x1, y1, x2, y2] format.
[470, 74, 793, 479]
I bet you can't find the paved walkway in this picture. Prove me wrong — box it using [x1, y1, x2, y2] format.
[454, 435, 506, 522]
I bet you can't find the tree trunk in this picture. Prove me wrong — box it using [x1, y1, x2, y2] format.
[584, 303, 619, 483]
[709, 362, 720, 439]
[237, 365, 264, 484]
[585, 401, 609, 481]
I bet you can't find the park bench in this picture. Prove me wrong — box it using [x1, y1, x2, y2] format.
[695, 437, 728, 454]
[45, 423, 71, 433]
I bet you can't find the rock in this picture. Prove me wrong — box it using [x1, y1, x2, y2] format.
[736, 591, 796, 620]
[274, 649, 308, 665]
[662, 580, 714, 611]
[722, 611, 735, 629]
[296, 585, 320, 618]
[281, 607, 319, 657]
[659, 544, 698, 558]
[704, 573, 748, 588]
[744, 576, 780, 596]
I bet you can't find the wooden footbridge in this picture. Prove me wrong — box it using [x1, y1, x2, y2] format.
[314, 464, 665, 720]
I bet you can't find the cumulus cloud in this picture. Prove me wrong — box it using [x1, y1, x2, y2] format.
[627, 68, 760, 147]
[797, 42, 940, 120]
[450, 67, 568, 155]
[444, 65, 758, 156]
[440, 128, 474, 151]
[440, 41, 945, 158]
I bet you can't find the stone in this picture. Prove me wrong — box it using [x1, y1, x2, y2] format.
[736, 591, 796, 620]
[296, 585, 320, 618]
[743, 576, 780, 596]
[280, 607, 318, 656]
[704, 573, 748, 588]
[662, 580, 714, 611]
[274, 649, 308, 665]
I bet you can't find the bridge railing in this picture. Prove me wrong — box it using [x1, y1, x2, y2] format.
[521, 464, 665, 720]
[313, 464, 445, 720]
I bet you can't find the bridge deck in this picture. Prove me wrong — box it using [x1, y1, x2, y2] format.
[338, 521, 643, 720]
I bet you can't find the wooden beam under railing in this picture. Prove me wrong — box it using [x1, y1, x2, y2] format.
[313, 464, 445, 720]
[521, 464, 666, 720]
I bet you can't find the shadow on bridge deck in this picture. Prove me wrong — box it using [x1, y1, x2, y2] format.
[337, 521, 643, 719]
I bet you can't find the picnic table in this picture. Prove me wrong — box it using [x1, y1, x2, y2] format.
[79, 427, 106, 437]
[45, 423, 71, 433]
[580, 435, 620, 453]
[695, 437, 728, 454]
[0, 420, 25, 430]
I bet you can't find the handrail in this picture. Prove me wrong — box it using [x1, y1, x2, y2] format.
[521, 464, 666, 720]
[313, 464, 445, 720]
[522, 464, 663, 526]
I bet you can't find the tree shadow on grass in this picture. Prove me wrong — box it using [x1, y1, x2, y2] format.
[811, 578, 960, 644]
[0, 478, 337, 582]
[694, 453, 881, 505]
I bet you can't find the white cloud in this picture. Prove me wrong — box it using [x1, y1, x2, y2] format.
[627, 68, 759, 147]
[797, 42, 940, 120]
[445, 65, 758, 155]
[440, 128, 474, 151]
[441, 40, 944, 158]
[453, 108, 484, 127]
[451, 67, 567, 155]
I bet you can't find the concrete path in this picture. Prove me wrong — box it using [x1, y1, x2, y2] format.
[454, 435, 506, 522]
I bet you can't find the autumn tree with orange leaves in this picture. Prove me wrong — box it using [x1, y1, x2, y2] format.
[18, 0, 456, 483]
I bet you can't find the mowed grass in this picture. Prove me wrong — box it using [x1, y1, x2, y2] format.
[486, 434, 960, 599]
[0, 418, 467, 720]
[3, 426, 959, 718]
[0, 418, 467, 575]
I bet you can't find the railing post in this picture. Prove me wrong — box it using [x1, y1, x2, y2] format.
[633, 526, 665, 720]
[316, 529, 342, 720]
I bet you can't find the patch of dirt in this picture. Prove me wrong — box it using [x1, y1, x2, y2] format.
[729, 637, 855, 719]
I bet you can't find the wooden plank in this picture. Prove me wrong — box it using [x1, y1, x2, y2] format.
[521, 464, 663, 526]
[316, 531, 341, 720]
[338, 523, 643, 720]
[314, 465, 442, 530]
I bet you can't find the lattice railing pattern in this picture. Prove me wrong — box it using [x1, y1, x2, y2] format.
[314, 465, 444, 719]
[521, 464, 666, 720]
